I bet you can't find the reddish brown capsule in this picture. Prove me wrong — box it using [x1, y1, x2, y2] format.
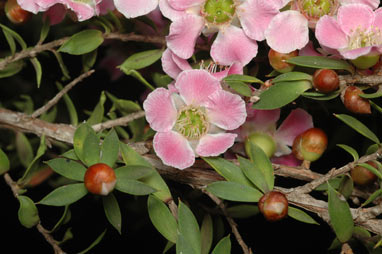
[84, 163, 117, 195]
[5, 0, 31, 24]
[258, 191, 288, 222]
[351, 161, 378, 186]
[292, 128, 328, 162]
[341, 86, 371, 114]
[268, 49, 298, 73]
[312, 69, 339, 93]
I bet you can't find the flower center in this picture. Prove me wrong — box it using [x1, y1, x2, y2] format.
[202, 0, 236, 25]
[300, 0, 334, 18]
[348, 27, 382, 50]
[174, 106, 209, 140]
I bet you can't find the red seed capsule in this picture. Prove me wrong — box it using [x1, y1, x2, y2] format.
[258, 191, 288, 222]
[292, 128, 328, 162]
[84, 163, 117, 196]
[341, 86, 371, 114]
[351, 161, 378, 186]
[312, 69, 339, 93]
[268, 49, 298, 73]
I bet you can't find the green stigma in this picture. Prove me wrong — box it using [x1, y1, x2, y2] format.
[203, 0, 236, 24]
[302, 0, 333, 18]
[174, 106, 209, 140]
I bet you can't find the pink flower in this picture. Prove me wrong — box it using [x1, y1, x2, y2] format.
[143, 69, 247, 169]
[114, 0, 159, 18]
[235, 107, 313, 166]
[315, 4, 382, 59]
[161, 48, 243, 80]
[162, 0, 268, 66]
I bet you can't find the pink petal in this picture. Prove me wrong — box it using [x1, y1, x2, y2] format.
[175, 69, 221, 105]
[340, 46, 373, 59]
[64, 1, 96, 21]
[143, 88, 177, 132]
[43, 4, 67, 25]
[97, 0, 115, 15]
[265, 10, 309, 53]
[211, 26, 258, 66]
[372, 8, 382, 29]
[35, 0, 58, 8]
[248, 109, 280, 132]
[238, 0, 280, 41]
[299, 41, 322, 56]
[196, 133, 237, 157]
[114, 0, 158, 18]
[340, 0, 380, 10]
[167, 0, 204, 10]
[274, 108, 313, 147]
[337, 4, 374, 36]
[153, 131, 195, 170]
[18, 0, 45, 13]
[161, 48, 186, 79]
[211, 62, 243, 80]
[271, 153, 302, 167]
[315, 15, 348, 50]
[166, 14, 204, 59]
[206, 90, 247, 130]
[159, 0, 184, 21]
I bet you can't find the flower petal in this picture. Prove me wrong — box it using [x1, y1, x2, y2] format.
[161, 48, 191, 79]
[159, 0, 184, 21]
[315, 15, 348, 50]
[238, 0, 280, 41]
[114, 0, 158, 18]
[372, 8, 382, 29]
[248, 109, 280, 132]
[274, 108, 313, 147]
[211, 25, 258, 66]
[340, 46, 373, 59]
[167, 0, 204, 10]
[166, 14, 205, 59]
[337, 3, 374, 36]
[153, 131, 195, 170]
[211, 62, 243, 80]
[18, 0, 46, 13]
[265, 10, 309, 53]
[43, 4, 67, 25]
[196, 133, 237, 157]
[175, 69, 221, 105]
[64, 1, 97, 21]
[143, 88, 177, 132]
[97, 0, 115, 15]
[271, 153, 302, 167]
[340, 0, 380, 9]
[299, 41, 322, 56]
[206, 90, 247, 130]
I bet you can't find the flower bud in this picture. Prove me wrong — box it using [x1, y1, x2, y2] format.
[351, 54, 380, 70]
[351, 161, 378, 186]
[268, 49, 298, 73]
[245, 132, 276, 158]
[341, 86, 371, 114]
[84, 163, 117, 196]
[5, 0, 31, 24]
[292, 128, 327, 162]
[312, 69, 339, 93]
[258, 191, 288, 222]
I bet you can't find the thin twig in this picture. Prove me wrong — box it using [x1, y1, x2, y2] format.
[31, 70, 95, 118]
[92, 111, 145, 132]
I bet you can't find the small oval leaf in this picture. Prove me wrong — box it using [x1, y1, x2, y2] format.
[336, 144, 359, 161]
[100, 128, 119, 167]
[102, 193, 122, 234]
[177, 201, 201, 254]
[59, 30, 104, 55]
[201, 214, 213, 254]
[114, 165, 154, 180]
[0, 148, 10, 174]
[39, 183, 88, 206]
[286, 56, 354, 74]
[356, 162, 382, 180]
[115, 179, 156, 195]
[206, 181, 263, 202]
[288, 206, 319, 225]
[119, 49, 163, 71]
[223, 74, 263, 84]
[272, 71, 312, 83]
[18, 195, 39, 228]
[45, 158, 87, 181]
[211, 235, 231, 254]
[73, 123, 100, 167]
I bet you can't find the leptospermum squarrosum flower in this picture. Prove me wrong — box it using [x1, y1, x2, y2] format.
[315, 3, 382, 62]
[143, 69, 246, 170]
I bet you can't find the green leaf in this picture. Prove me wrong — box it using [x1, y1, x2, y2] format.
[147, 195, 178, 243]
[315, 177, 343, 191]
[206, 181, 263, 202]
[45, 158, 87, 181]
[286, 56, 354, 74]
[77, 229, 107, 254]
[334, 114, 380, 144]
[0, 24, 27, 49]
[51, 51, 70, 81]
[102, 193, 122, 234]
[223, 74, 263, 84]
[225, 80, 252, 97]
[336, 144, 359, 161]
[119, 49, 163, 71]
[202, 157, 252, 186]
[328, 182, 354, 243]
[100, 128, 119, 167]
[56, 82, 78, 126]
[61, 149, 79, 160]
[73, 123, 100, 167]
[15, 132, 34, 168]
[226, 204, 259, 219]
[177, 201, 201, 254]
[38, 183, 88, 206]
[338, 175, 354, 199]
[201, 214, 213, 254]
[253, 80, 312, 109]
[288, 206, 319, 225]
[87, 91, 106, 125]
[2, 28, 16, 55]
[58, 30, 104, 55]
[17, 195, 40, 228]
[302, 91, 340, 101]
[0, 60, 24, 78]
[38, 19, 50, 44]
[211, 235, 231, 254]
[152, 72, 172, 87]
[359, 91, 382, 99]
[238, 156, 268, 193]
[356, 162, 382, 180]
[50, 206, 71, 232]
[82, 50, 97, 72]
[0, 148, 10, 174]
[272, 71, 313, 83]
[115, 179, 156, 195]
[114, 165, 154, 180]
[30, 57, 42, 88]
[361, 189, 382, 207]
[244, 142, 274, 191]
[121, 69, 155, 90]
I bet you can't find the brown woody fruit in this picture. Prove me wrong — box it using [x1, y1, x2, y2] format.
[258, 191, 288, 222]
[341, 86, 371, 114]
[312, 69, 339, 93]
[84, 163, 117, 195]
[5, 0, 31, 24]
[292, 128, 328, 162]
[351, 161, 378, 186]
[268, 49, 298, 73]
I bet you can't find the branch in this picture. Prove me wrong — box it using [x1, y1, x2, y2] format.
[340, 74, 382, 87]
